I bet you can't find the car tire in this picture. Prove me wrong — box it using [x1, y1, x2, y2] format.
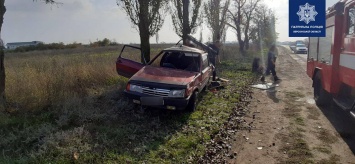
[186, 91, 198, 112]
[314, 72, 332, 106]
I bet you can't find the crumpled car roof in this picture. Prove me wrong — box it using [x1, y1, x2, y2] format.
[163, 45, 206, 54]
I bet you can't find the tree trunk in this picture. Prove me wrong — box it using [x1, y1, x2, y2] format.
[244, 35, 249, 50]
[236, 4, 244, 53]
[0, 0, 6, 112]
[244, 20, 250, 50]
[138, 0, 150, 63]
[238, 40, 244, 53]
[237, 28, 244, 52]
[0, 49, 5, 112]
[140, 30, 151, 63]
[182, 0, 189, 45]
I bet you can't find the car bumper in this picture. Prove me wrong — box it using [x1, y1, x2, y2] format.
[124, 90, 190, 110]
[296, 50, 307, 54]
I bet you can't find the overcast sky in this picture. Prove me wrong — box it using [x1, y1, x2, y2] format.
[2, 0, 339, 44]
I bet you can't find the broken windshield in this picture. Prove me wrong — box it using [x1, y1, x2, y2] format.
[149, 51, 201, 72]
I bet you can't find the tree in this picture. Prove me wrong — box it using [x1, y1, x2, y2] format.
[0, 0, 59, 112]
[0, 0, 6, 112]
[117, 0, 167, 63]
[226, 0, 261, 53]
[204, 0, 230, 42]
[251, 4, 277, 49]
[171, 0, 202, 45]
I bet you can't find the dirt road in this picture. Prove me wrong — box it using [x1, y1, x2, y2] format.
[229, 46, 355, 163]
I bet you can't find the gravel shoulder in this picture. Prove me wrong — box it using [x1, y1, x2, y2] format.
[229, 46, 355, 163]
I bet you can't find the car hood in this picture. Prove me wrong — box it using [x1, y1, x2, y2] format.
[130, 65, 197, 86]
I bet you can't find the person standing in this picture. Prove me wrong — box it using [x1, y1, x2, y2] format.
[265, 44, 280, 82]
[208, 40, 221, 81]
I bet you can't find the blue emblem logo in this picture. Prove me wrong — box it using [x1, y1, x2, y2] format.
[297, 3, 318, 24]
[289, 0, 325, 37]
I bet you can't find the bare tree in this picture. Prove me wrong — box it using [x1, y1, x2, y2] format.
[226, 0, 245, 52]
[226, 0, 261, 53]
[251, 4, 277, 49]
[204, 0, 230, 42]
[0, 0, 59, 112]
[171, 0, 202, 45]
[117, 0, 167, 63]
[242, 0, 260, 50]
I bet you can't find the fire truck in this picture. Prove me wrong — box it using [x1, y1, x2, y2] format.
[307, 0, 355, 118]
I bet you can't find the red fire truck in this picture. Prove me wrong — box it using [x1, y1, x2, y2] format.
[307, 0, 355, 117]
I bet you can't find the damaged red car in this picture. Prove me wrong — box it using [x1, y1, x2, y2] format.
[116, 45, 214, 111]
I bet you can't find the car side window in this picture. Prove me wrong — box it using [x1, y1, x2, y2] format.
[120, 45, 143, 63]
[202, 54, 208, 70]
[348, 7, 355, 35]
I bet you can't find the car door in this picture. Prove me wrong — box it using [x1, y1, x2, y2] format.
[201, 53, 212, 88]
[116, 45, 145, 78]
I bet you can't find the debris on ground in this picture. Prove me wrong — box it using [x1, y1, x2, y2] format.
[209, 77, 229, 91]
[251, 83, 279, 90]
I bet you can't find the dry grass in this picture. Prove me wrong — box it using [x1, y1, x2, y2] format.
[306, 105, 320, 120]
[5, 46, 126, 111]
[314, 146, 331, 154]
[317, 154, 340, 164]
[316, 129, 338, 144]
[279, 91, 314, 163]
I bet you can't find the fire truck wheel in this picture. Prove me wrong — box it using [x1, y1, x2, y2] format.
[314, 73, 332, 106]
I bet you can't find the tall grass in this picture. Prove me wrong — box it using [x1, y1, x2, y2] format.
[5, 46, 127, 111]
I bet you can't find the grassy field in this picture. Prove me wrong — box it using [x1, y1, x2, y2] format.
[1, 44, 256, 163]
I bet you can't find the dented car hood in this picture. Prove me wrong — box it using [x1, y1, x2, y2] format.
[130, 65, 197, 86]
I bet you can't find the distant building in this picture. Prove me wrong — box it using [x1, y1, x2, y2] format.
[6, 41, 43, 50]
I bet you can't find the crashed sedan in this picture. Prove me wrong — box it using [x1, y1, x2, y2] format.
[116, 45, 214, 111]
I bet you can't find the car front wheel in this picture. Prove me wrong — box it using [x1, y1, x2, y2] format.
[186, 91, 198, 112]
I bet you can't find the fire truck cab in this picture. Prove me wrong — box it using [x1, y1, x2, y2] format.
[307, 0, 355, 118]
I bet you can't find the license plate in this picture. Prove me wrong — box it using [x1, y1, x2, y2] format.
[140, 97, 164, 106]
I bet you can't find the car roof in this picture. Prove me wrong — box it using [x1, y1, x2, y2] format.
[163, 45, 206, 54]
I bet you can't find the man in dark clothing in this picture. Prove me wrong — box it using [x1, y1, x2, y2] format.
[208, 40, 221, 81]
[265, 45, 280, 82]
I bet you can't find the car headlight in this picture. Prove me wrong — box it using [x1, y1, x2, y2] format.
[169, 90, 185, 98]
[129, 84, 142, 93]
